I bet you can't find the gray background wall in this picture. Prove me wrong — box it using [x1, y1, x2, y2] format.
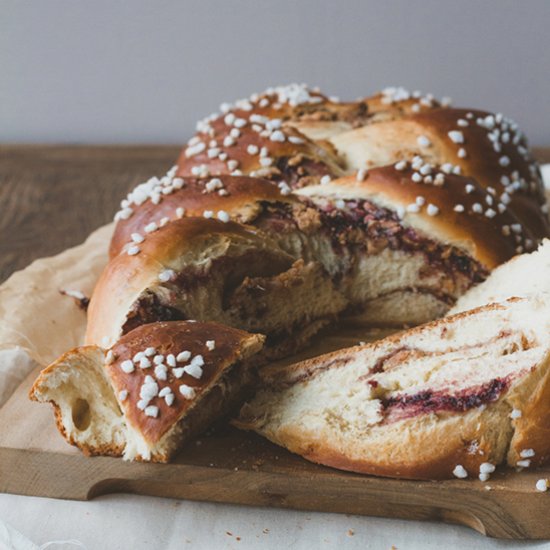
[1, 0, 549, 145]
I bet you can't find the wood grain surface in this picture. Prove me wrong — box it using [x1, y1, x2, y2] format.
[0, 145, 179, 282]
[1, 145, 549, 283]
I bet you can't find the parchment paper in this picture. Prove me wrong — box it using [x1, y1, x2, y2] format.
[0, 223, 112, 407]
[0, 178, 549, 549]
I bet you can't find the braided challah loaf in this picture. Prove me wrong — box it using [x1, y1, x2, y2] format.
[31, 84, 550, 465]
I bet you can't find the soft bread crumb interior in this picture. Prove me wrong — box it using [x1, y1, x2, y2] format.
[31, 346, 162, 460]
[31, 347, 127, 454]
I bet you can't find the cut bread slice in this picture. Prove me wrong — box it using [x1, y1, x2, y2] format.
[31, 321, 264, 462]
[235, 295, 550, 479]
[450, 239, 550, 314]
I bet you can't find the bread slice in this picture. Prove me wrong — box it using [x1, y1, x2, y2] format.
[235, 295, 550, 479]
[31, 321, 264, 462]
[450, 239, 550, 314]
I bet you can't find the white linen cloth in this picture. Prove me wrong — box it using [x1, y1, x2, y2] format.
[1, 168, 550, 550]
[3, 491, 549, 550]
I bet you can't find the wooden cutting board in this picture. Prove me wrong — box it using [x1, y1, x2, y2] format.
[1, 327, 550, 541]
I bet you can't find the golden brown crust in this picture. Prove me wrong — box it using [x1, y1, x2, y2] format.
[175, 85, 352, 187]
[506, 351, 550, 467]
[177, 119, 343, 187]
[87, 217, 276, 346]
[129, 215, 265, 261]
[363, 90, 445, 122]
[330, 106, 548, 243]
[106, 321, 264, 445]
[298, 166, 529, 268]
[411, 108, 543, 194]
[250, 413, 492, 480]
[109, 175, 300, 258]
[413, 108, 547, 233]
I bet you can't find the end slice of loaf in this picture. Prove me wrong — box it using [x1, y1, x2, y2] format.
[235, 295, 550, 479]
[30, 321, 264, 462]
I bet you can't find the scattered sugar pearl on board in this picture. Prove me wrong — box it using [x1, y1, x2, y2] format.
[217, 210, 230, 223]
[452, 465, 468, 479]
[479, 463, 495, 481]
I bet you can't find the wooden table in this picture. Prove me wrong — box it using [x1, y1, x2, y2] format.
[1, 145, 549, 283]
[0, 145, 181, 282]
